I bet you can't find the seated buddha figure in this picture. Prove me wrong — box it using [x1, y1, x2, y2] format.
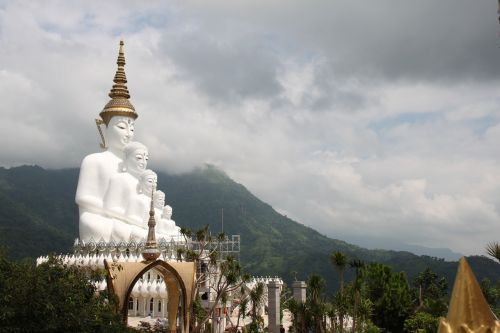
[153, 190, 181, 240]
[126, 169, 158, 241]
[154, 190, 166, 223]
[76, 116, 135, 242]
[103, 141, 148, 242]
[75, 40, 138, 243]
[159, 204, 181, 238]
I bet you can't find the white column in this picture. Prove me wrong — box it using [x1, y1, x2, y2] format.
[292, 281, 307, 303]
[267, 281, 281, 333]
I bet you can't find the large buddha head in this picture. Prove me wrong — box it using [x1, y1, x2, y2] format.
[97, 40, 138, 153]
[105, 116, 135, 152]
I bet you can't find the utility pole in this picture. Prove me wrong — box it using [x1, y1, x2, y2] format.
[221, 207, 224, 233]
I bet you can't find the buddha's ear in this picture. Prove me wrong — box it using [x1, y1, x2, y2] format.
[136, 183, 141, 194]
[95, 119, 107, 149]
[118, 161, 125, 172]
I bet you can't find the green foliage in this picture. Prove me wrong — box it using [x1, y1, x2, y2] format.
[137, 320, 169, 333]
[331, 251, 348, 292]
[0, 249, 130, 333]
[361, 321, 382, 333]
[307, 274, 327, 333]
[178, 225, 250, 332]
[412, 268, 448, 317]
[480, 277, 500, 318]
[248, 282, 265, 327]
[403, 312, 439, 333]
[287, 299, 309, 333]
[361, 263, 413, 332]
[192, 295, 207, 324]
[486, 242, 500, 263]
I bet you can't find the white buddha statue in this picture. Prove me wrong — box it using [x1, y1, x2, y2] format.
[104, 141, 148, 241]
[159, 204, 181, 238]
[154, 190, 165, 222]
[152, 188, 181, 239]
[127, 170, 158, 241]
[75, 40, 139, 243]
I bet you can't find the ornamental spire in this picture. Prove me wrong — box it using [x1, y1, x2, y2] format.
[142, 186, 160, 261]
[99, 40, 138, 126]
[437, 257, 500, 332]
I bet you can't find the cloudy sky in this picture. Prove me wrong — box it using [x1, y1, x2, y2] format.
[1, 0, 500, 256]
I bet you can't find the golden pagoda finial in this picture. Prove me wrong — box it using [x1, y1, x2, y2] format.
[438, 257, 500, 333]
[142, 185, 160, 261]
[99, 40, 138, 126]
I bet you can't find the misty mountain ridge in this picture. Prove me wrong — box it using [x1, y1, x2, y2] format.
[343, 235, 463, 261]
[0, 164, 498, 293]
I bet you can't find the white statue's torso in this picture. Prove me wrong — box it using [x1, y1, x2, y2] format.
[76, 150, 122, 214]
[103, 172, 139, 220]
[125, 192, 150, 228]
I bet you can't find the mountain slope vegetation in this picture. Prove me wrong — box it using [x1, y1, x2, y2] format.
[0, 165, 498, 293]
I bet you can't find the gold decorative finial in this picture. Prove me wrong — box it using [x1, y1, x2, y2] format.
[142, 185, 160, 261]
[438, 257, 500, 333]
[99, 40, 138, 126]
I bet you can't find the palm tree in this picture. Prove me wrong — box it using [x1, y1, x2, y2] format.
[486, 242, 500, 263]
[236, 297, 248, 331]
[249, 282, 265, 330]
[349, 260, 365, 278]
[308, 274, 326, 333]
[349, 259, 365, 333]
[289, 299, 308, 333]
[330, 252, 348, 332]
[330, 252, 348, 293]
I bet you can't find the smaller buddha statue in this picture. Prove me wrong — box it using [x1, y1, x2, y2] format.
[104, 141, 148, 241]
[159, 205, 181, 238]
[154, 190, 165, 222]
[104, 142, 148, 217]
[127, 169, 158, 241]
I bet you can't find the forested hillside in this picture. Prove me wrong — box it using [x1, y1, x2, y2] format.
[0, 165, 498, 293]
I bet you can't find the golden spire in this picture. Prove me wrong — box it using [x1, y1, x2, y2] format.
[438, 257, 500, 333]
[99, 40, 138, 126]
[142, 186, 160, 261]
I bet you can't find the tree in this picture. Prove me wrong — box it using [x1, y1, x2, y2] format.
[0, 250, 131, 333]
[483, 242, 500, 318]
[480, 277, 500, 318]
[330, 252, 348, 293]
[349, 259, 365, 333]
[361, 263, 412, 332]
[179, 225, 250, 332]
[330, 251, 348, 331]
[200, 255, 250, 332]
[412, 268, 448, 317]
[248, 282, 265, 332]
[307, 274, 326, 333]
[331, 287, 349, 332]
[235, 296, 248, 331]
[486, 242, 500, 263]
[288, 298, 308, 333]
[403, 311, 438, 333]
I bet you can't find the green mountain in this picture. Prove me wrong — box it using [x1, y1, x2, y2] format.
[0, 165, 499, 294]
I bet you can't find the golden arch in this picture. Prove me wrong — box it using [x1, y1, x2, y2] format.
[104, 259, 196, 333]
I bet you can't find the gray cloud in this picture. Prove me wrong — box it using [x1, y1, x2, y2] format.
[0, 1, 499, 255]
